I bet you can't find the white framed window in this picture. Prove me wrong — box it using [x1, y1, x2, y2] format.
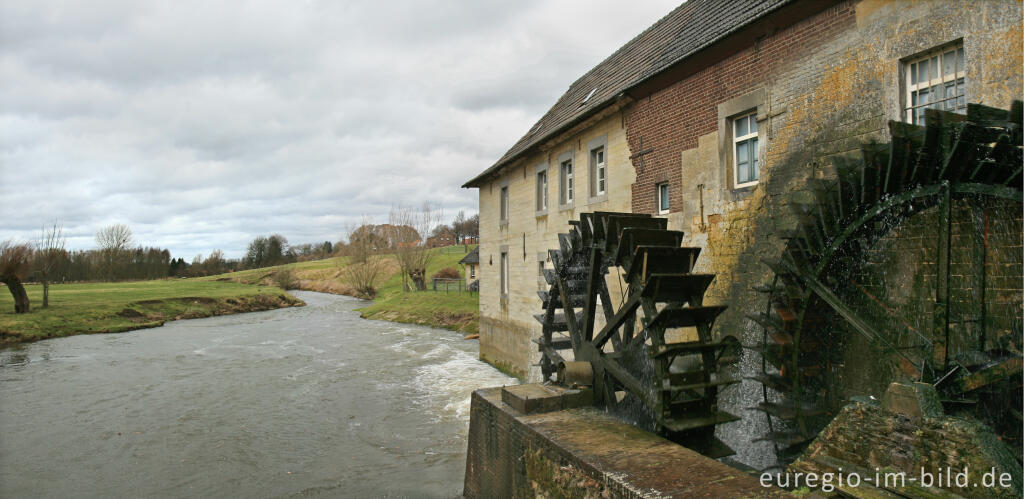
[905, 43, 965, 125]
[733, 112, 759, 188]
[656, 182, 669, 214]
[559, 158, 574, 205]
[536, 170, 548, 212]
[589, 146, 606, 196]
[500, 251, 509, 297]
[470, 265, 475, 279]
[499, 185, 509, 223]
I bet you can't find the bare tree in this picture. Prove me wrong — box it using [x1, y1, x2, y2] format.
[203, 249, 226, 275]
[96, 223, 133, 251]
[464, 213, 479, 241]
[0, 240, 33, 313]
[341, 217, 385, 299]
[451, 210, 467, 244]
[96, 224, 133, 280]
[190, 254, 203, 277]
[389, 202, 442, 291]
[36, 222, 66, 307]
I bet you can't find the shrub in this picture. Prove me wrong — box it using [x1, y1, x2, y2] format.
[432, 266, 460, 280]
[271, 268, 299, 290]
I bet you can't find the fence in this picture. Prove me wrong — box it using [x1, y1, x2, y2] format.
[439, 244, 476, 255]
[432, 278, 475, 295]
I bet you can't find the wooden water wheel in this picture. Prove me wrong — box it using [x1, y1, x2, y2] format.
[536, 211, 741, 458]
[750, 102, 1024, 466]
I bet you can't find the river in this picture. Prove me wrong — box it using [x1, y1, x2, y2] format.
[0, 291, 516, 498]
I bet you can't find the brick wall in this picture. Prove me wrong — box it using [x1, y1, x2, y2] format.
[464, 387, 787, 498]
[848, 198, 1023, 397]
[626, 3, 857, 215]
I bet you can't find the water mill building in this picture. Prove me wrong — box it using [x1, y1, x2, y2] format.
[462, 0, 1021, 471]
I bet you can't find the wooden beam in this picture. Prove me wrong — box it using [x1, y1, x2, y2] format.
[933, 182, 952, 370]
[593, 292, 642, 349]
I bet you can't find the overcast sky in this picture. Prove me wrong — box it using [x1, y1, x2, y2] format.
[1, 0, 679, 259]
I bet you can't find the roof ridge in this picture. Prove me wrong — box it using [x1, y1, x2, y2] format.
[463, 0, 796, 188]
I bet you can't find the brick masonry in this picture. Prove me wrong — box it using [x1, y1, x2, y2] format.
[463, 386, 791, 498]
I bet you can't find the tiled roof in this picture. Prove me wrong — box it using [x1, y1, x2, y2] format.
[458, 247, 479, 265]
[463, 0, 792, 187]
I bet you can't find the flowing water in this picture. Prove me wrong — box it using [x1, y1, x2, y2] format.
[0, 291, 516, 498]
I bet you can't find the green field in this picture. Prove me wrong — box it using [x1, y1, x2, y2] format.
[0, 280, 302, 345]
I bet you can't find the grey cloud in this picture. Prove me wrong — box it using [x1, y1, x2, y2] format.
[1, 0, 680, 258]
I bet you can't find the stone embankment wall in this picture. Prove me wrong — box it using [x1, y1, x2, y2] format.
[464, 386, 790, 498]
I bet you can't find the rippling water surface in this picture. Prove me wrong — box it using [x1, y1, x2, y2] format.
[0, 291, 516, 498]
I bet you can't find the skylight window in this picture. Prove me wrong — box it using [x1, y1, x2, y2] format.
[581, 88, 597, 105]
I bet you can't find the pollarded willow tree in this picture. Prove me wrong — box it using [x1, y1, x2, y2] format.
[389, 203, 442, 291]
[341, 217, 386, 299]
[0, 240, 33, 313]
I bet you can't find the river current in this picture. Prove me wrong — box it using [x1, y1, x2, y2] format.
[0, 291, 516, 498]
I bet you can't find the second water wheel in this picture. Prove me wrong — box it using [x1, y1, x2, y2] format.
[750, 102, 1024, 467]
[536, 211, 741, 457]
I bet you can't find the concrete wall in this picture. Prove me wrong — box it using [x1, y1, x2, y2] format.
[477, 113, 634, 379]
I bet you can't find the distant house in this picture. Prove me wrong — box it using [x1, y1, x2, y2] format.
[458, 247, 479, 288]
[462, 0, 1021, 379]
[426, 227, 456, 248]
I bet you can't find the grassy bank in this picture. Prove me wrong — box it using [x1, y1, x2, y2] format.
[357, 248, 479, 334]
[208, 246, 480, 334]
[0, 280, 303, 345]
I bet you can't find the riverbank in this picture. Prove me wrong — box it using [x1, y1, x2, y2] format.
[208, 246, 480, 334]
[0, 280, 303, 345]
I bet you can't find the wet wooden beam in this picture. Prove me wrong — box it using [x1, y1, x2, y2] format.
[933, 182, 952, 370]
[959, 357, 1022, 393]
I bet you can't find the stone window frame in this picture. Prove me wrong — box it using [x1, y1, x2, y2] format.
[732, 112, 759, 188]
[586, 134, 609, 204]
[497, 178, 510, 228]
[535, 162, 549, 216]
[557, 149, 575, 210]
[536, 252, 548, 292]
[902, 40, 965, 125]
[718, 88, 766, 192]
[469, 264, 476, 279]
[499, 245, 509, 301]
